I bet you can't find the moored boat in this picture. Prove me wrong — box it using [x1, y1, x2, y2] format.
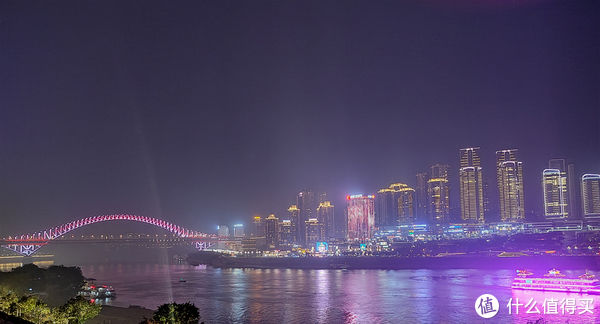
[78, 281, 116, 299]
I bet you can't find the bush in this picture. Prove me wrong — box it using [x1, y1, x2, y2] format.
[151, 302, 201, 324]
[0, 288, 100, 324]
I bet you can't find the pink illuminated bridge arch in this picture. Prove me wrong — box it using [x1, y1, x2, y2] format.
[2, 214, 214, 242]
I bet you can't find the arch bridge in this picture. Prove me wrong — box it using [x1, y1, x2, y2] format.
[0, 214, 217, 256]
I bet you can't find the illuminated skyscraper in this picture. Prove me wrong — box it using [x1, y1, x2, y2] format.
[346, 194, 375, 241]
[496, 149, 525, 222]
[252, 216, 265, 237]
[543, 169, 568, 220]
[233, 224, 245, 238]
[459, 148, 484, 223]
[393, 183, 415, 224]
[415, 172, 429, 222]
[582, 174, 600, 219]
[297, 190, 316, 246]
[287, 204, 300, 244]
[427, 164, 450, 224]
[375, 183, 415, 226]
[265, 214, 279, 249]
[305, 218, 323, 246]
[375, 188, 394, 227]
[217, 225, 230, 238]
[567, 163, 578, 219]
[279, 220, 293, 246]
[319, 192, 328, 204]
[316, 201, 335, 241]
[547, 159, 578, 220]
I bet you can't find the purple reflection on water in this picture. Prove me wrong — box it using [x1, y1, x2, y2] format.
[510, 289, 600, 323]
[79, 264, 600, 323]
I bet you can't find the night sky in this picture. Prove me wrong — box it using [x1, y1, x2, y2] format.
[1, 0, 598, 234]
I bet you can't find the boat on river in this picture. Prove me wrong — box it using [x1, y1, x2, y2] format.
[78, 281, 116, 299]
[512, 269, 600, 294]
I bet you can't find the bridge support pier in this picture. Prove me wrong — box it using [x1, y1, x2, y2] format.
[194, 241, 214, 251]
[1, 243, 47, 256]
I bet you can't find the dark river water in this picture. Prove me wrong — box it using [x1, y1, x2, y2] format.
[79, 264, 600, 323]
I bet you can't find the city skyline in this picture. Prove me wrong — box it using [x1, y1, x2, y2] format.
[234, 147, 599, 236]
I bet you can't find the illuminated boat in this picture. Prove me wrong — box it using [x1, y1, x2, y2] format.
[512, 269, 600, 294]
[78, 282, 116, 299]
[516, 269, 533, 277]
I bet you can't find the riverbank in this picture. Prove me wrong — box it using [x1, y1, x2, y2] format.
[188, 252, 600, 270]
[88, 305, 154, 324]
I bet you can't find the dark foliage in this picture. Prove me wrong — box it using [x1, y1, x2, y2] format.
[0, 264, 84, 306]
[151, 302, 201, 324]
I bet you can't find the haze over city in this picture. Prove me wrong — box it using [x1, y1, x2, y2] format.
[1, 0, 598, 234]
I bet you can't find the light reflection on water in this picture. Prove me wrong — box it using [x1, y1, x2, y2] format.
[80, 264, 600, 323]
[510, 289, 600, 323]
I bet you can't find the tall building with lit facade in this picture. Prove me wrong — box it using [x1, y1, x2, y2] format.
[375, 183, 415, 226]
[279, 220, 293, 246]
[415, 172, 429, 223]
[459, 147, 484, 223]
[233, 224, 245, 238]
[319, 192, 328, 204]
[316, 201, 335, 241]
[483, 181, 491, 218]
[496, 149, 525, 222]
[287, 204, 300, 244]
[265, 214, 279, 249]
[427, 164, 450, 224]
[346, 194, 375, 241]
[582, 174, 600, 219]
[297, 190, 316, 246]
[375, 187, 394, 227]
[217, 225, 230, 238]
[252, 216, 265, 237]
[305, 218, 323, 246]
[394, 183, 415, 224]
[567, 163, 578, 219]
[543, 168, 569, 220]
[547, 159, 578, 220]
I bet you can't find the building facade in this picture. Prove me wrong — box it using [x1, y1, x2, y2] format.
[279, 220, 294, 246]
[496, 149, 525, 221]
[287, 204, 300, 244]
[305, 218, 323, 246]
[415, 172, 429, 223]
[582, 174, 600, 219]
[546, 159, 578, 220]
[217, 225, 230, 238]
[543, 168, 569, 220]
[252, 216, 265, 237]
[375, 183, 415, 227]
[459, 147, 485, 223]
[427, 164, 450, 224]
[316, 201, 335, 241]
[297, 190, 316, 246]
[233, 224, 245, 238]
[346, 194, 375, 241]
[265, 214, 279, 249]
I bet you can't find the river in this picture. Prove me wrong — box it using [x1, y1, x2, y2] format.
[80, 263, 600, 323]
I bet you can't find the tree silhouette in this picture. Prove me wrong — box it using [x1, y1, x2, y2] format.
[151, 302, 201, 324]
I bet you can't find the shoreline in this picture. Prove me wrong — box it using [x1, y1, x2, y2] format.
[188, 252, 600, 271]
